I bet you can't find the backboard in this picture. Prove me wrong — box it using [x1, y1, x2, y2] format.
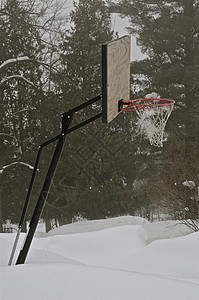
[102, 35, 131, 123]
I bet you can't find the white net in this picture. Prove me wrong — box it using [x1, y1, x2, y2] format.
[136, 100, 174, 147]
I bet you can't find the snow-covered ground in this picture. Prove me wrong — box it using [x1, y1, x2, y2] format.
[1, 216, 199, 300]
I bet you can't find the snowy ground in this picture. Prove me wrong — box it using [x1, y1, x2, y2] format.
[1, 216, 199, 300]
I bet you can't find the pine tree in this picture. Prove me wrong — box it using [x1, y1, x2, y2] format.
[0, 0, 41, 229]
[110, 0, 199, 220]
[52, 0, 132, 222]
[59, 0, 114, 105]
[0, 0, 62, 231]
[55, 0, 155, 223]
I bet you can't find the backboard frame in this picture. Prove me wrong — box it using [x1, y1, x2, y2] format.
[102, 35, 131, 123]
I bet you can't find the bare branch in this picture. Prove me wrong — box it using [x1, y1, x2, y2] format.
[0, 161, 35, 175]
[0, 56, 30, 70]
[0, 133, 16, 139]
[0, 75, 36, 88]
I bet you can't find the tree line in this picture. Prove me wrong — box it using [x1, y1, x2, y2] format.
[0, 0, 198, 232]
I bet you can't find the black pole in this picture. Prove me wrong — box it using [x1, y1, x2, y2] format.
[16, 114, 73, 264]
[20, 147, 42, 230]
[15, 94, 102, 265]
[8, 147, 42, 265]
[62, 94, 102, 117]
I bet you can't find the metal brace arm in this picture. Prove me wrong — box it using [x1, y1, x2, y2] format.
[8, 95, 102, 265]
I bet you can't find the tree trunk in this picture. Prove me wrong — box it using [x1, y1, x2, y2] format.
[44, 207, 51, 233]
[0, 189, 3, 233]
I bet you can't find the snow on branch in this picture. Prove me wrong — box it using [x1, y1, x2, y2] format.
[0, 56, 30, 70]
[0, 133, 16, 139]
[0, 75, 35, 87]
[182, 180, 196, 190]
[0, 161, 35, 175]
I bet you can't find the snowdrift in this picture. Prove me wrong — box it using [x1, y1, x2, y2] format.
[0, 217, 198, 300]
[43, 215, 150, 236]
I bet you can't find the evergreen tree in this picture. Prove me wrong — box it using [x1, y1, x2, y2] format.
[0, 0, 43, 230]
[0, 0, 64, 231]
[54, 0, 157, 223]
[51, 0, 137, 222]
[110, 0, 199, 219]
[59, 0, 114, 104]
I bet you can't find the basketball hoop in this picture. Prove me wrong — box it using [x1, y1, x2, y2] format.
[119, 98, 175, 147]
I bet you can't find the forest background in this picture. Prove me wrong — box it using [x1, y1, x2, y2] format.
[0, 0, 198, 233]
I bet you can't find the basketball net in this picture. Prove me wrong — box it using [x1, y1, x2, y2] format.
[135, 100, 174, 147]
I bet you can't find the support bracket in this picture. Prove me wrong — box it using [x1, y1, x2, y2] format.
[9, 95, 102, 265]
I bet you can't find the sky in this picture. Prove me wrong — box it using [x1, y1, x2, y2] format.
[111, 13, 146, 61]
[61, 0, 146, 61]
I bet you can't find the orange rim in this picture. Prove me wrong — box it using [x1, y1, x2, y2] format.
[120, 98, 175, 111]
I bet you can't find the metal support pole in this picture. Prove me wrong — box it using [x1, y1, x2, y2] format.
[16, 114, 73, 265]
[8, 147, 42, 265]
[14, 94, 102, 265]
[62, 94, 102, 117]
